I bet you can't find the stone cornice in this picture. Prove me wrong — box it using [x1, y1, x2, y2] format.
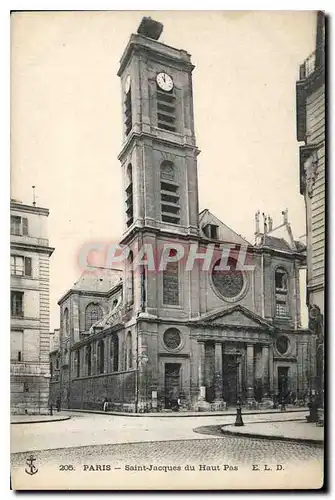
[10, 241, 54, 256]
[57, 289, 110, 306]
[117, 33, 194, 77]
[11, 201, 50, 216]
[297, 64, 325, 97]
[117, 130, 199, 162]
[70, 322, 124, 350]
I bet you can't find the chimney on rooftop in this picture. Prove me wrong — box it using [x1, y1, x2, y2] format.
[255, 210, 260, 235]
[262, 213, 268, 234]
[282, 209, 288, 225]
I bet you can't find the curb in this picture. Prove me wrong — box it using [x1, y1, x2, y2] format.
[220, 425, 324, 446]
[11, 416, 71, 425]
[65, 408, 308, 418]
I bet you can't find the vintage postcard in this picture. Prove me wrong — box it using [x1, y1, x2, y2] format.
[10, 10, 325, 490]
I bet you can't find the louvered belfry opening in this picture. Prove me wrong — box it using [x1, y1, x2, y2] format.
[157, 88, 176, 132]
[160, 161, 180, 225]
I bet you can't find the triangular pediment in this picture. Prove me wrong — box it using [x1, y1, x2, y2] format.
[197, 305, 274, 331]
[199, 209, 251, 245]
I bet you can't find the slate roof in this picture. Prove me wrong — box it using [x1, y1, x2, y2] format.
[262, 235, 293, 252]
[71, 267, 122, 293]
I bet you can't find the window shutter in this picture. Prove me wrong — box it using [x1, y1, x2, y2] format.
[22, 218, 28, 235]
[25, 257, 32, 277]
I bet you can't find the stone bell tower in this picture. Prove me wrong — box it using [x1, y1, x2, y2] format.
[117, 17, 200, 240]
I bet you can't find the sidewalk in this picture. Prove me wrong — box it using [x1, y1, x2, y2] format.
[11, 414, 70, 425]
[11, 410, 311, 454]
[222, 418, 324, 444]
[67, 405, 308, 417]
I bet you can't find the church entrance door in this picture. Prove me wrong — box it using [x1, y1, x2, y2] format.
[164, 363, 181, 409]
[278, 367, 289, 399]
[223, 355, 238, 404]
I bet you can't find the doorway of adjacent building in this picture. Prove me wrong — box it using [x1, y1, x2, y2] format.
[223, 354, 238, 404]
[278, 367, 289, 398]
[164, 363, 181, 409]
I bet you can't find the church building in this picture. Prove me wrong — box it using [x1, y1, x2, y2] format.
[51, 18, 315, 412]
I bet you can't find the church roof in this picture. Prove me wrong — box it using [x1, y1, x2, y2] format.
[199, 209, 251, 245]
[58, 266, 122, 304]
[262, 235, 293, 252]
[71, 267, 122, 292]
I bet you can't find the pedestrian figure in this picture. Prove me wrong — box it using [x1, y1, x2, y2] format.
[56, 397, 61, 412]
[280, 397, 286, 412]
[169, 387, 180, 411]
[103, 397, 108, 412]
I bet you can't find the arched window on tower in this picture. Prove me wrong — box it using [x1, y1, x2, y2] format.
[63, 307, 69, 336]
[110, 334, 119, 372]
[127, 251, 134, 306]
[86, 344, 92, 376]
[125, 164, 134, 228]
[163, 248, 180, 306]
[85, 303, 103, 331]
[275, 268, 289, 318]
[97, 340, 105, 374]
[126, 331, 133, 369]
[160, 161, 180, 225]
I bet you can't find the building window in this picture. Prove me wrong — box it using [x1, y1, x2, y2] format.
[203, 224, 218, 239]
[125, 164, 134, 228]
[212, 257, 245, 301]
[275, 268, 289, 317]
[157, 87, 176, 132]
[163, 249, 179, 306]
[85, 303, 103, 331]
[86, 345, 92, 376]
[56, 357, 59, 370]
[11, 216, 28, 236]
[63, 308, 69, 335]
[124, 85, 132, 136]
[50, 362, 53, 379]
[110, 334, 119, 372]
[11, 330, 23, 361]
[11, 291, 24, 317]
[160, 162, 180, 225]
[126, 331, 133, 369]
[97, 340, 105, 374]
[11, 255, 32, 277]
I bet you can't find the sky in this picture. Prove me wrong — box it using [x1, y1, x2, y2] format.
[10, 10, 317, 330]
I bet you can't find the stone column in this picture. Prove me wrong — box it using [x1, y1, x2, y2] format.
[214, 343, 224, 403]
[246, 343, 256, 407]
[269, 346, 274, 396]
[261, 344, 272, 407]
[238, 357, 242, 397]
[196, 341, 210, 411]
[198, 341, 206, 400]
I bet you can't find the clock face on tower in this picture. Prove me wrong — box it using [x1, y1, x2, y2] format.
[156, 72, 174, 92]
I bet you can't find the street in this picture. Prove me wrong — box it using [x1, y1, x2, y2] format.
[10, 411, 323, 490]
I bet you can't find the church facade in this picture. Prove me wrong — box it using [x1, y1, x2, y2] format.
[50, 18, 315, 412]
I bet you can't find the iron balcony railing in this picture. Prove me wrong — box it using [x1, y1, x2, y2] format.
[299, 46, 325, 80]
